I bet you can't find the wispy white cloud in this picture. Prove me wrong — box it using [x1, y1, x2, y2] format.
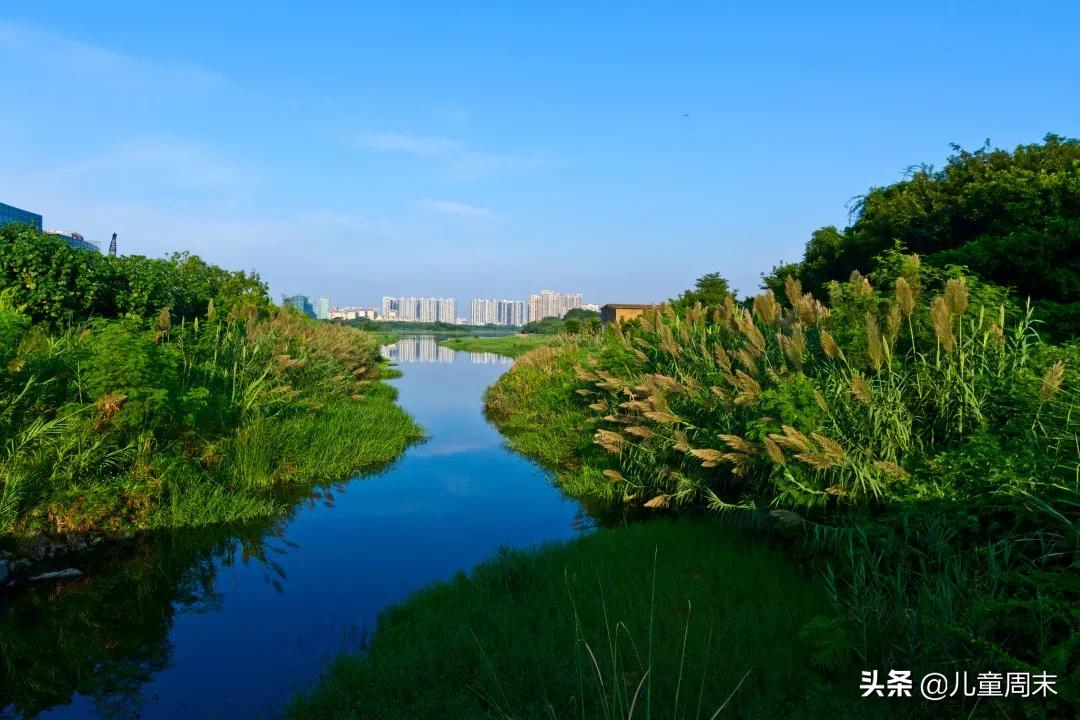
[0, 21, 225, 92]
[305, 211, 393, 234]
[357, 132, 464, 157]
[42, 138, 250, 190]
[424, 199, 494, 217]
[431, 104, 472, 131]
[353, 130, 565, 182]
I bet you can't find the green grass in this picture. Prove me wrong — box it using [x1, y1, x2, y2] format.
[483, 339, 615, 505]
[0, 303, 424, 541]
[368, 330, 400, 346]
[288, 518, 854, 720]
[440, 334, 560, 358]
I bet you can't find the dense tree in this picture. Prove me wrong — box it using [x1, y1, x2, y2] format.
[522, 309, 599, 335]
[764, 134, 1080, 337]
[670, 272, 732, 309]
[0, 224, 270, 325]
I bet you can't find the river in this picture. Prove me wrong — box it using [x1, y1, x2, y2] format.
[0, 336, 589, 719]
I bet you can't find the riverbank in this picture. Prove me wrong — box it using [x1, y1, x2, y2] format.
[288, 518, 855, 719]
[3, 335, 589, 716]
[439, 333, 559, 358]
[476, 275, 1080, 717]
[0, 227, 423, 575]
[342, 319, 519, 338]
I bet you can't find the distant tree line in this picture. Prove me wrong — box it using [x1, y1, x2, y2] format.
[522, 308, 600, 335]
[0, 224, 270, 325]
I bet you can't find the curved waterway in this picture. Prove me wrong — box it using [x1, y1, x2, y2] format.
[1, 336, 589, 719]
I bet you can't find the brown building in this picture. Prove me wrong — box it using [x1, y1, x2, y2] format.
[600, 303, 656, 324]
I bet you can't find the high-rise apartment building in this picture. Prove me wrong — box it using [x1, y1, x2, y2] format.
[316, 297, 330, 320]
[418, 297, 435, 323]
[470, 298, 525, 326]
[440, 298, 456, 323]
[381, 296, 399, 319]
[382, 296, 456, 323]
[470, 298, 496, 325]
[498, 299, 525, 326]
[527, 290, 583, 322]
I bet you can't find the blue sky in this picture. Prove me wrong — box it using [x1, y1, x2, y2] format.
[2, 2, 1077, 309]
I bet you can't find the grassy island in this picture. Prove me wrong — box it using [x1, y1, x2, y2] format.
[439, 333, 559, 358]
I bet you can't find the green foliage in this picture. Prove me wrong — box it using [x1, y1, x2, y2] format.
[521, 316, 565, 334]
[0, 224, 270, 326]
[288, 519, 847, 719]
[768, 134, 1080, 339]
[483, 338, 618, 512]
[0, 303, 30, 369]
[438, 334, 559, 358]
[0, 232, 421, 537]
[670, 272, 732, 310]
[487, 263, 1080, 716]
[521, 309, 600, 336]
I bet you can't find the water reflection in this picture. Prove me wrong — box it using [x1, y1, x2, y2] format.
[1, 337, 582, 719]
[0, 518, 297, 719]
[381, 335, 513, 365]
[466, 351, 514, 365]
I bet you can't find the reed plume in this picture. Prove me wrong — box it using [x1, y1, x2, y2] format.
[689, 447, 725, 468]
[944, 277, 970, 315]
[781, 323, 807, 369]
[643, 494, 670, 508]
[850, 374, 871, 404]
[763, 436, 785, 464]
[753, 290, 781, 326]
[784, 275, 803, 305]
[733, 371, 761, 406]
[895, 277, 915, 317]
[820, 329, 843, 361]
[850, 270, 873, 297]
[602, 469, 625, 483]
[594, 429, 624, 454]
[865, 313, 884, 370]
[1040, 361, 1065, 402]
[625, 426, 656, 439]
[886, 305, 902, 345]
[735, 308, 766, 356]
[931, 296, 955, 352]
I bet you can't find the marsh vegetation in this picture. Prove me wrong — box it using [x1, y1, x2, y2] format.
[0, 225, 420, 547]
[439, 334, 559, 358]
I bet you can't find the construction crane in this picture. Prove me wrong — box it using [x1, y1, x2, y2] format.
[108, 233, 117, 257]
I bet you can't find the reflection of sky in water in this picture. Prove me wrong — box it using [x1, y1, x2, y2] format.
[381, 335, 513, 365]
[28, 335, 582, 720]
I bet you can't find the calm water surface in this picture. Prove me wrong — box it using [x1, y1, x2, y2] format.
[2, 336, 587, 719]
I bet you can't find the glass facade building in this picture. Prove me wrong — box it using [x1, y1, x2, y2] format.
[2, 201, 100, 252]
[283, 294, 317, 318]
[46, 230, 100, 253]
[0, 202, 44, 231]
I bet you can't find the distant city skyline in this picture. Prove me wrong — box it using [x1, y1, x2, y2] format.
[282, 289, 591, 325]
